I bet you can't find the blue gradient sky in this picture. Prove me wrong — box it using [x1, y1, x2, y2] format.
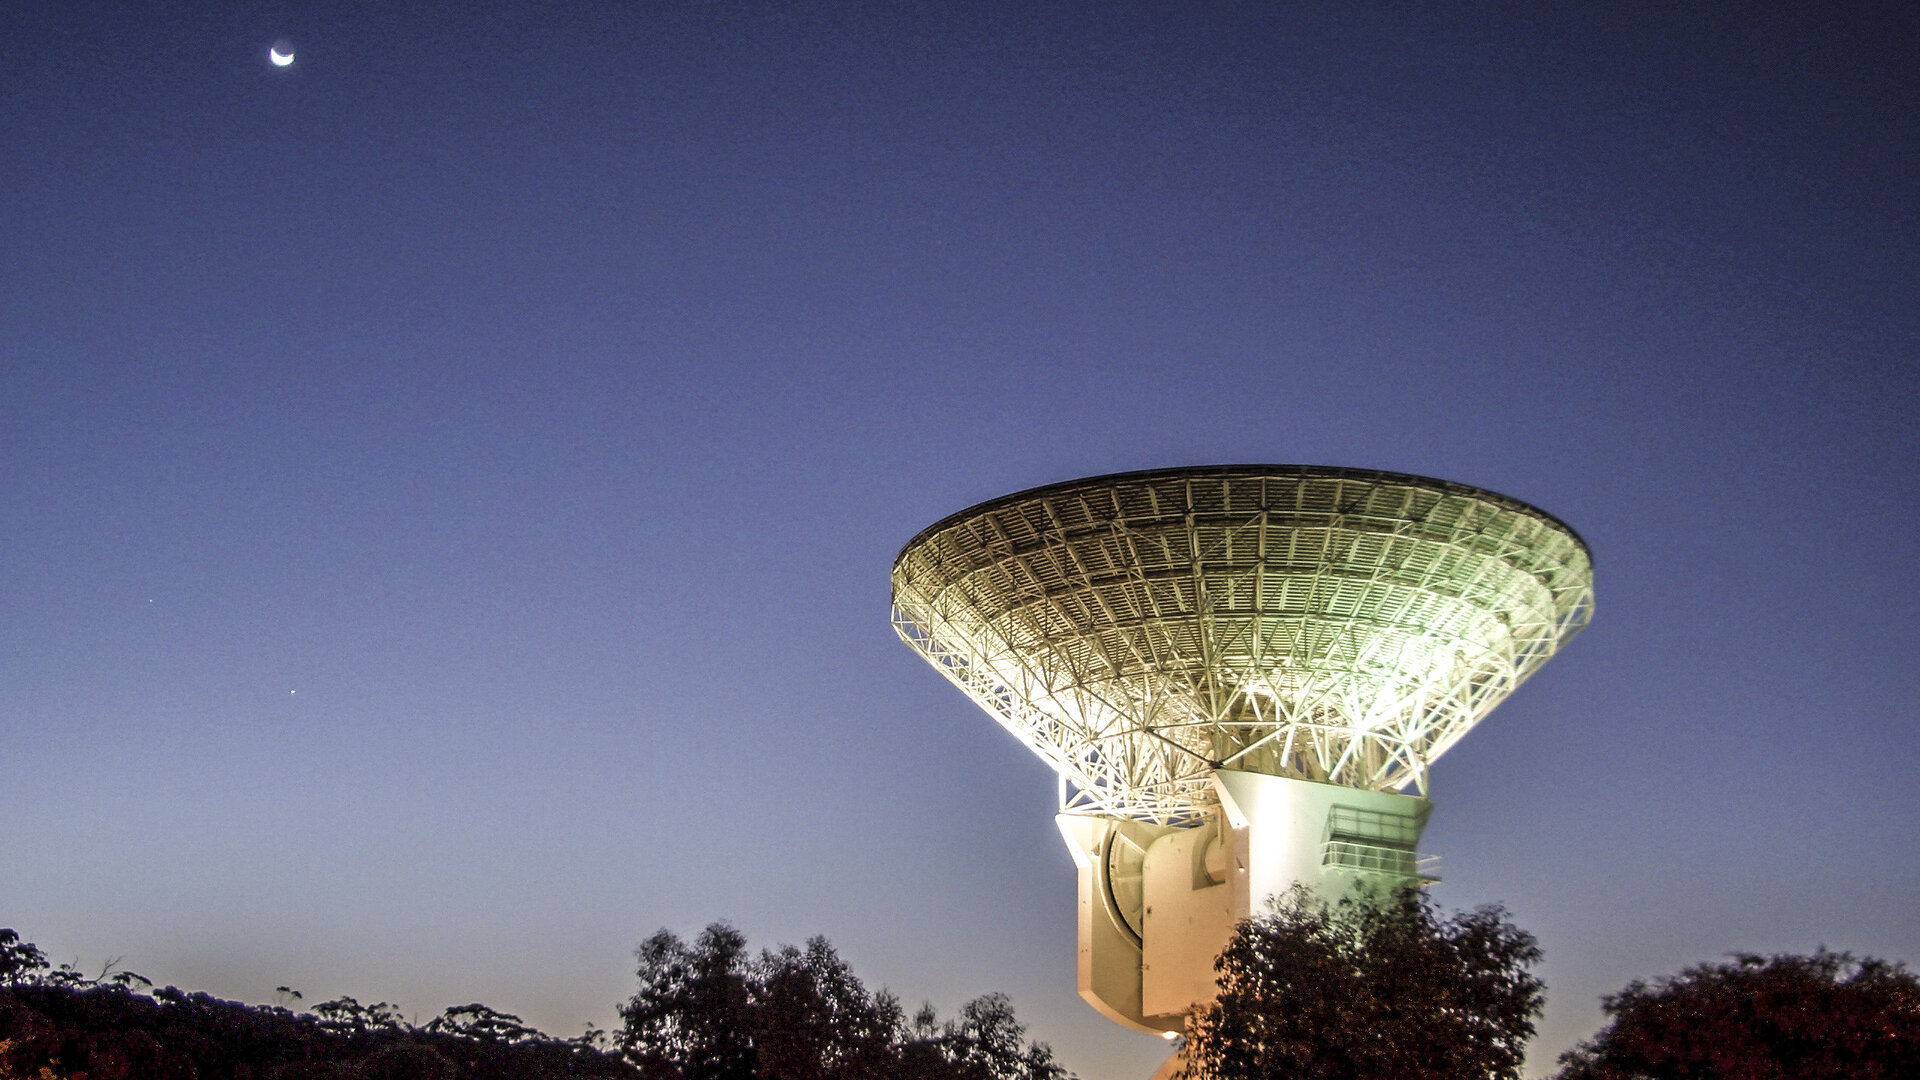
[3, 3, 1916, 1077]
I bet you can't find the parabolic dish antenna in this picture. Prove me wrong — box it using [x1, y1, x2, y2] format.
[892, 466, 1593, 824]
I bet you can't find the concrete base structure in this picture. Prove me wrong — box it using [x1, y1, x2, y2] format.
[1057, 770, 1435, 1034]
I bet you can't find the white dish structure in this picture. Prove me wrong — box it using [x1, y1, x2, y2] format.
[892, 466, 1592, 1032]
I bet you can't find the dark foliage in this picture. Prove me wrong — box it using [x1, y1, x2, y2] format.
[0, 929, 636, 1080]
[0, 926, 1066, 1080]
[359, 1042, 458, 1080]
[1555, 950, 1920, 1080]
[618, 924, 1068, 1080]
[0, 931, 49, 988]
[905, 994, 1067, 1080]
[621, 925, 759, 1080]
[1181, 885, 1544, 1080]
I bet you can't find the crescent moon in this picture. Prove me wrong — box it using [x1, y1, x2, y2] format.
[270, 46, 294, 66]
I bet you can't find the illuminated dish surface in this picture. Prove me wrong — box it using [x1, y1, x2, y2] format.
[892, 466, 1593, 824]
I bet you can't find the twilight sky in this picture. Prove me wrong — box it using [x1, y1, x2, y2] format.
[3, 3, 1916, 1077]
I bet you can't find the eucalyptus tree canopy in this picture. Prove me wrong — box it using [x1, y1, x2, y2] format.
[618, 924, 1068, 1080]
[1180, 886, 1544, 1080]
[1555, 950, 1920, 1080]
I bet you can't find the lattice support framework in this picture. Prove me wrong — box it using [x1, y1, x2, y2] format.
[891, 466, 1593, 825]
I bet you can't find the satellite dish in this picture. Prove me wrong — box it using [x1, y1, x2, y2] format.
[892, 465, 1593, 1034]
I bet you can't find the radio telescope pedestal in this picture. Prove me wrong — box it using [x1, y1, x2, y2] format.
[893, 467, 1593, 1035]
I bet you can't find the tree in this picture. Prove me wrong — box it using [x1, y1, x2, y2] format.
[617, 923, 1069, 1080]
[1555, 950, 1920, 1080]
[426, 1002, 545, 1044]
[0, 930, 48, 987]
[310, 995, 407, 1036]
[620, 925, 757, 1080]
[1180, 885, 1544, 1080]
[751, 938, 902, 1080]
[915, 993, 1067, 1080]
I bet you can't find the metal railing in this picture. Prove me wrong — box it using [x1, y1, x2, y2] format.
[1322, 840, 1441, 883]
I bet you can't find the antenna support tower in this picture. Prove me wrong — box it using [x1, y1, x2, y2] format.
[892, 466, 1592, 1034]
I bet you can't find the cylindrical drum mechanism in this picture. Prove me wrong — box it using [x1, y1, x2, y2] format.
[892, 467, 1593, 1034]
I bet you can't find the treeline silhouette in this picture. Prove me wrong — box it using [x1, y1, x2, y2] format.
[0, 926, 1068, 1080]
